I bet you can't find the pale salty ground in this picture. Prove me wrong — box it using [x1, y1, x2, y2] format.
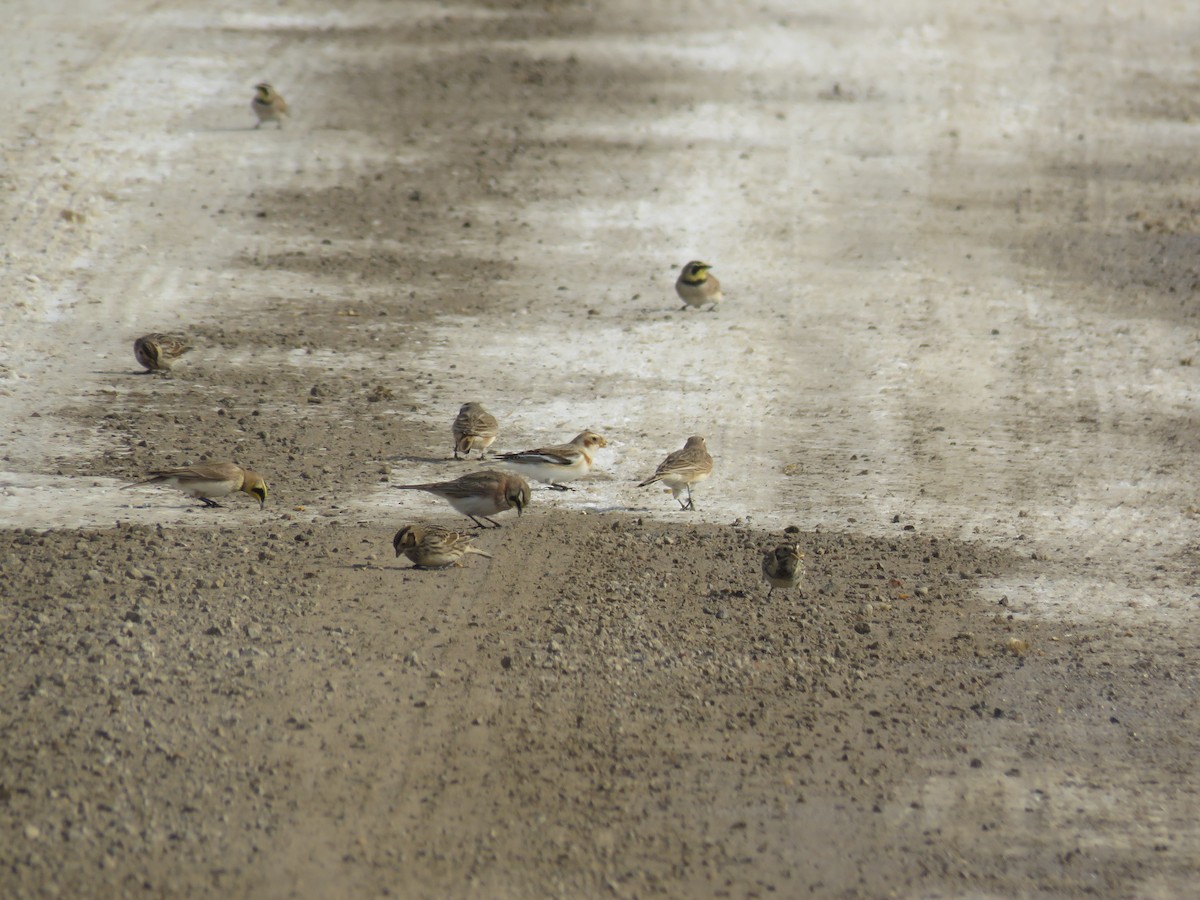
[0, 0, 1197, 634]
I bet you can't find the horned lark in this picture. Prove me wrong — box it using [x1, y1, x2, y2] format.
[393, 523, 494, 569]
[763, 544, 805, 600]
[394, 470, 530, 528]
[496, 430, 607, 490]
[638, 435, 713, 510]
[675, 261, 721, 311]
[251, 83, 288, 129]
[453, 402, 500, 460]
[133, 333, 192, 373]
[126, 462, 268, 508]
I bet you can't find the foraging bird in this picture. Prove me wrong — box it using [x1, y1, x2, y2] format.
[763, 544, 805, 599]
[394, 470, 530, 528]
[126, 462, 268, 508]
[251, 83, 289, 128]
[133, 333, 192, 373]
[638, 435, 713, 510]
[393, 523, 494, 568]
[495, 430, 607, 490]
[453, 402, 500, 460]
[675, 261, 721, 310]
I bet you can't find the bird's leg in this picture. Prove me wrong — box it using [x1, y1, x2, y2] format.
[199, 498, 222, 508]
[549, 483, 574, 492]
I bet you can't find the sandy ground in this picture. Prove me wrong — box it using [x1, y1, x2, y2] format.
[2, 0, 1199, 896]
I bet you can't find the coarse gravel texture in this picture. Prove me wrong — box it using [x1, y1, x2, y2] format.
[3, 0, 1200, 897]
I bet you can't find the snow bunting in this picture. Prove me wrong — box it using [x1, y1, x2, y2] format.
[762, 544, 805, 599]
[133, 333, 192, 373]
[495, 430, 607, 490]
[394, 470, 531, 528]
[126, 462, 268, 508]
[675, 261, 721, 310]
[251, 83, 288, 128]
[638, 435, 713, 510]
[393, 523, 494, 569]
[453, 402, 500, 460]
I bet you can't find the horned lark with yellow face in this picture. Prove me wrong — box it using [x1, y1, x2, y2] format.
[126, 462, 268, 508]
[393, 523, 494, 569]
[638, 435, 712, 510]
[763, 544, 805, 599]
[133, 333, 193, 373]
[394, 470, 530, 528]
[453, 402, 500, 460]
[675, 261, 721, 311]
[495, 430, 607, 490]
[251, 83, 289, 128]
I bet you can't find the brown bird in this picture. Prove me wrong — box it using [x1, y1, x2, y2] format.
[125, 462, 268, 508]
[251, 83, 289, 128]
[762, 544, 805, 599]
[452, 402, 500, 460]
[133, 333, 192, 373]
[394, 470, 530, 528]
[393, 523, 494, 569]
[495, 430, 607, 490]
[638, 435, 713, 510]
[675, 261, 721, 311]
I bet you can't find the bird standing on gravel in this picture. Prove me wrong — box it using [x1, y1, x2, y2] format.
[126, 462, 268, 508]
[133, 333, 192, 373]
[393, 523, 494, 569]
[394, 470, 530, 528]
[495, 430, 607, 490]
[251, 83, 289, 128]
[762, 544, 805, 599]
[638, 435, 713, 510]
[675, 261, 721, 311]
[452, 402, 500, 460]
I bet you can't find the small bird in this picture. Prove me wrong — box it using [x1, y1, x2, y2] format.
[125, 462, 268, 508]
[133, 333, 193, 374]
[452, 402, 500, 460]
[638, 435, 713, 510]
[393, 523, 494, 569]
[394, 470, 530, 528]
[763, 544, 805, 599]
[495, 430, 607, 490]
[675, 261, 721, 311]
[251, 83, 289, 128]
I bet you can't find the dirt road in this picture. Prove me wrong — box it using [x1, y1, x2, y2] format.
[2, 0, 1198, 896]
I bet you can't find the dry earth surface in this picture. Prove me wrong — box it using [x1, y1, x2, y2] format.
[1, 0, 1199, 897]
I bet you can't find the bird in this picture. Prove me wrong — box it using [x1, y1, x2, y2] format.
[452, 402, 500, 460]
[133, 333, 192, 373]
[763, 544, 805, 599]
[251, 83, 289, 128]
[393, 523, 494, 569]
[675, 261, 721, 310]
[125, 462, 268, 508]
[638, 435, 713, 510]
[394, 470, 530, 528]
[495, 430, 607, 490]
